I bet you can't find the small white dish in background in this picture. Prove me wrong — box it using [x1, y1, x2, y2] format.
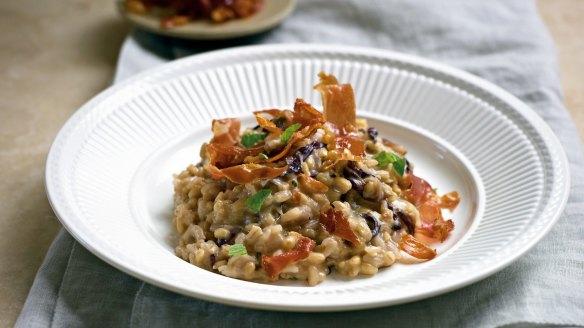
[45, 44, 569, 311]
[117, 0, 296, 40]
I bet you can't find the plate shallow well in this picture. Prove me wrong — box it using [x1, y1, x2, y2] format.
[46, 44, 569, 311]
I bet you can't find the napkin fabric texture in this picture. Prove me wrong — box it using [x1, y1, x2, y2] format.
[17, 1, 584, 327]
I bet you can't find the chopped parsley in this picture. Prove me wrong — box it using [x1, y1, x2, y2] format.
[280, 123, 302, 143]
[373, 151, 407, 176]
[228, 244, 248, 257]
[241, 132, 266, 148]
[373, 151, 391, 167]
[245, 189, 272, 213]
[391, 156, 407, 176]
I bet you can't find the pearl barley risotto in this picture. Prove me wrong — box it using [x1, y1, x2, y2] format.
[172, 72, 460, 286]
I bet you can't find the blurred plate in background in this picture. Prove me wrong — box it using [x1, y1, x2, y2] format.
[117, 0, 296, 40]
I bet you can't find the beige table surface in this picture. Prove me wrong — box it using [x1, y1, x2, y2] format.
[0, 1, 582, 326]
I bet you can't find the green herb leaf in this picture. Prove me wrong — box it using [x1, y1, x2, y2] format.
[259, 153, 269, 160]
[373, 151, 407, 176]
[390, 155, 407, 176]
[245, 189, 272, 213]
[280, 123, 302, 143]
[241, 132, 266, 148]
[373, 151, 391, 167]
[228, 244, 248, 257]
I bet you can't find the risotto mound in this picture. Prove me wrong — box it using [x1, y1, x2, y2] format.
[172, 72, 460, 285]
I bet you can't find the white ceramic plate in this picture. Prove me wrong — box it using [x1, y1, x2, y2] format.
[117, 0, 296, 40]
[46, 44, 569, 312]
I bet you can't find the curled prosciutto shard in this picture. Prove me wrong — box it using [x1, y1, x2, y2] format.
[398, 234, 436, 260]
[211, 118, 240, 145]
[403, 174, 458, 242]
[319, 207, 360, 245]
[261, 236, 315, 278]
[314, 72, 356, 128]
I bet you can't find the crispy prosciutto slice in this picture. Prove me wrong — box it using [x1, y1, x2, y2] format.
[314, 73, 364, 158]
[319, 207, 360, 245]
[207, 140, 287, 184]
[253, 109, 291, 135]
[403, 174, 434, 207]
[208, 163, 288, 184]
[254, 108, 287, 117]
[398, 234, 436, 260]
[314, 72, 356, 128]
[417, 215, 455, 242]
[266, 123, 321, 163]
[218, 164, 287, 184]
[335, 134, 365, 158]
[292, 98, 326, 127]
[381, 138, 407, 156]
[298, 174, 329, 193]
[403, 174, 458, 242]
[210, 118, 240, 145]
[254, 113, 282, 135]
[321, 122, 365, 159]
[261, 236, 315, 278]
[250, 100, 325, 164]
[439, 191, 461, 211]
[206, 143, 263, 169]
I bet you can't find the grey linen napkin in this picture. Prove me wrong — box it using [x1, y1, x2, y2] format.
[17, 1, 584, 327]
